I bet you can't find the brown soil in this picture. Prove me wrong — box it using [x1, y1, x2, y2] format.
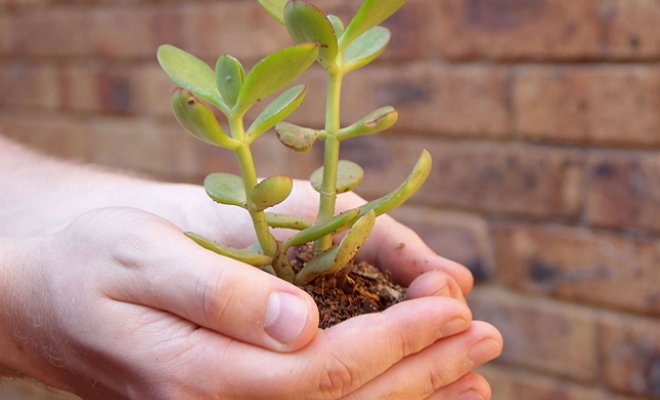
[291, 245, 406, 328]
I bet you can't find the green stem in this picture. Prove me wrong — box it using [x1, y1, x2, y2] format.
[235, 144, 277, 255]
[230, 116, 294, 281]
[315, 70, 345, 252]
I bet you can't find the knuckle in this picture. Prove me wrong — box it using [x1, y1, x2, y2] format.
[317, 354, 357, 399]
[428, 362, 461, 393]
[85, 208, 177, 270]
[111, 229, 156, 269]
[199, 269, 234, 325]
[394, 328, 413, 358]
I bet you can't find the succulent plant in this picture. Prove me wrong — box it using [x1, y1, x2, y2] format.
[157, 0, 431, 286]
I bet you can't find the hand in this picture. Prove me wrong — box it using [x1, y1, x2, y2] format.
[148, 180, 474, 297]
[0, 208, 501, 399]
[0, 137, 472, 298]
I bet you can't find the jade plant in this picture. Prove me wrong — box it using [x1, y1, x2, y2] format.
[157, 0, 431, 287]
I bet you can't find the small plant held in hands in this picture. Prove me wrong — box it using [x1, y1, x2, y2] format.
[157, 0, 431, 295]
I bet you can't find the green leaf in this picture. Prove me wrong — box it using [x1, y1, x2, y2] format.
[265, 212, 313, 230]
[185, 232, 273, 267]
[204, 172, 246, 208]
[284, 1, 338, 69]
[333, 210, 375, 271]
[247, 84, 306, 140]
[284, 208, 360, 248]
[157, 45, 227, 113]
[328, 15, 345, 38]
[171, 89, 239, 149]
[249, 175, 293, 211]
[294, 244, 339, 285]
[294, 210, 375, 285]
[310, 160, 364, 194]
[360, 149, 431, 216]
[343, 26, 390, 72]
[339, 0, 406, 49]
[258, 0, 287, 24]
[234, 43, 319, 116]
[215, 55, 245, 108]
[336, 106, 398, 141]
[275, 122, 320, 152]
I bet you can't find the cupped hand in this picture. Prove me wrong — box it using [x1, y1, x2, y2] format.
[155, 180, 474, 297]
[1, 207, 501, 399]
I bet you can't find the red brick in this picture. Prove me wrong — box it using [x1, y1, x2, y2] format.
[0, 110, 195, 179]
[390, 207, 493, 281]
[91, 4, 185, 59]
[0, 0, 47, 10]
[479, 364, 648, 400]
[470, 286, 598, 381]
[293, 63, 511, 139]
[0, 110, 91, 161]
[477, 365, 518, 399]
[514, 66, 660, 146]
[11, 7, 93, 57]
[493, 224, 660, 316]
[0, 62, 59, 109]
[343, 137, 583, 218]
[57, 63, 101, 113]
[0, 14, 11, 54]
[585, 152, 660, 233]
[379, 0, 437, 61]
[86, 116, 182, 178]
[602, 0, 660, 60]
[182, 1, 290, 61]
[56, 62, 176, 117]
[9, 4, 190, 60]
[131, 64, 179, 117]
[350, 64, 511, 138]
[600, 313, 660, 397]
[0, 66, 7, 107]
[61, 63, 140, 115]
[433, 0, 601, 61]
[420, 143, 578, 217]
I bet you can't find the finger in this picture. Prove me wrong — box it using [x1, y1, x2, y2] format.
[424, 372, 491, 400]
[343, 321, 502, 399]
[104, 212, 319, 352]
[276, 183, 474, 294]
[178, 296, 473, 399]
[406, 270, 466, 302]
[311, 297, 473, 398]
[333, 191, 474, 294]
[362, 214, 474, 294]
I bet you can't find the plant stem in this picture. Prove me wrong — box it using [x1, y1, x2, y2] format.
[235, 143, 277, 256]
[315, 69, 345, 252]
[230, 116, 294, 281]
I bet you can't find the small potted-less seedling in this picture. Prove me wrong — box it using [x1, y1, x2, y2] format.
[157, 0, 430, 327]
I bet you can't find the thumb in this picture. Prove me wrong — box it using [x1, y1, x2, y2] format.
[110, 226, 319, 352]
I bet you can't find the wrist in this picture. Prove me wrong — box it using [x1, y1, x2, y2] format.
[0, 236, 27, 377]
[0, 236, 73, 390]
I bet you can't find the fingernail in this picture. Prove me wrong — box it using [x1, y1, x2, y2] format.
[440, 318, 470, 337]
[456, 389, 485, 400]
[264, 292, 310, 345]
[467, 338, 501, 365]
[408, 271, 449, 298]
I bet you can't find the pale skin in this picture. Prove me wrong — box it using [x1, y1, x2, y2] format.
[0, 136, 502, 399]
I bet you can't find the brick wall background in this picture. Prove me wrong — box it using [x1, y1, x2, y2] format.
[1, 0, 659, 399]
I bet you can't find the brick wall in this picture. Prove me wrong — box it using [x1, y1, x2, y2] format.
[1, 0, 659, 399]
